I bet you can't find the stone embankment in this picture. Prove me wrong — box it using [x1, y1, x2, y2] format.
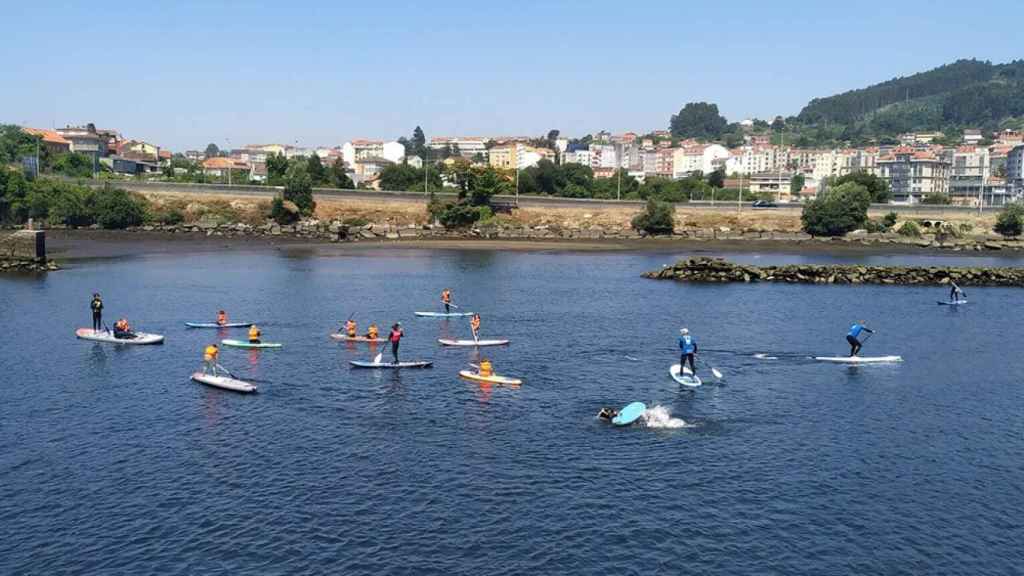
[0, 230, 58, 272]
[645, 257, 1024, 287]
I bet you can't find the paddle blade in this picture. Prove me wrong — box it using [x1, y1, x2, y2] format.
[373, 352, 383, 364]
[712, 368, 723, 379]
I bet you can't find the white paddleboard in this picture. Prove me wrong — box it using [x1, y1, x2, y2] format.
[814, 355, 903, 364]
[670, 364, 702, 387]
[350, 360, 432, 369]
[76, 328, 164, 345]
[438, 338, 510, 347]
[330, 334, 387, 343]
[415, 311, 474, 317]
[191, 372, 257, 393]
[185, 322, 252, 328]
[937, 300, 968, 306]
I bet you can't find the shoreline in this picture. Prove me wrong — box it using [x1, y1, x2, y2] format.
[43, 229, 1024, 261]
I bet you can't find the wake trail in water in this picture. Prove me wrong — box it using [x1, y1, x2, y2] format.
[642, 405, 692, 429]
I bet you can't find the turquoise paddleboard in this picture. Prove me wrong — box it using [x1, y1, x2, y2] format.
[612, 402, 646, 426]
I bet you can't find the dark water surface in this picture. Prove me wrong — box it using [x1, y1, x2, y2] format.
[2, 247, 1023, 575]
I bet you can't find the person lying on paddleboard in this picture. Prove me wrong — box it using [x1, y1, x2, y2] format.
[345, 319, 358, 338]
[90, 293, 104, 331]
[113, 318, 135, 339]
[597, 407, 618, 421]
[846, 321, 873, 356]
[442, 289, 452, 313]
[203, 344, 219, 375]
[389, 323, 404, 363]
[470, 314, 481, 339]
[248, 324, 261, 344]
[950, 281, 964, 302]
[366, 323, 379, 340]
[217, 310, 228, 326]
[679, 328, 697, 374]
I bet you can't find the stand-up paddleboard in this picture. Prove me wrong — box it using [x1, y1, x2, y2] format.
[670, 364, 703, 387]
[185, 322, 252, 328]
[330, 334, 388, 343]
[415, 311, 474, 318]
[937, 300, 968, 306]
[612, 402, 646, 426]
[438, 338, 510, 347]
[350, 360, 432, 369]
[76, 328, 164, 345]
[221, 339, 283, 349]
[814, 355, 902, 364]
[190, 372, 257, 393]
[458, 370, 522, 385]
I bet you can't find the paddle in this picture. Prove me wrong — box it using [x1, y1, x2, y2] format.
[445, 301, 460, 309]
[216, 363, 270, 384]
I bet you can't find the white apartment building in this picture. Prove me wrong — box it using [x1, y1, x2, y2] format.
[877, 147, 951, 202]
[562, 149, 591, 166]
[725, 146, 790, 176]
[429, 137, 488, 158]
[342, 140, 405, 167]
[589, 144, 618, 170]
[671, 144, 729, 178]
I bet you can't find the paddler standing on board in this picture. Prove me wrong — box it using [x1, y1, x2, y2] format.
[679, 328, 697, 374]
[846, 321, 874, 357]
[442, 289, 453, 313]
[389, 323, 404, 363]
[203, 343, 220, 375]
[90, 293, 104, 332]
[470, 313, 481, 341]
[950, 281, 964, 302]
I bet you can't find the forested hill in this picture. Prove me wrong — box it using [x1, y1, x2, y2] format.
[796, 59, 1024, 130]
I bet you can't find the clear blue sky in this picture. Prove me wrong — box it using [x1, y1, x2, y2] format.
[4, 0, 1022, 151]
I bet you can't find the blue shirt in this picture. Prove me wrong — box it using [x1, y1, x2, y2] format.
[848, 324, 864, 338]
[679, 335, 696, 354]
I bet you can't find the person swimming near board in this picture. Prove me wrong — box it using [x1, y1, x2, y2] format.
[597, 407, 618, 421]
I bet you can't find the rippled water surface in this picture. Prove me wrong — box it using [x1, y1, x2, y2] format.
[2, 246, 1023, 575]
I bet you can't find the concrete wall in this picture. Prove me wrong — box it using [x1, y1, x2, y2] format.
[0, 230, 46, 261]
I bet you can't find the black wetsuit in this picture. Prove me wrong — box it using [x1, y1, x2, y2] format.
[91, 297, 103, 331]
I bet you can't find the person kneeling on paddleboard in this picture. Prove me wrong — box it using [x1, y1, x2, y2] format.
[679, 328, 697, 374]
[846, 321, 873, 357]
[217, 310, 228, 326]
[366, 323, 379, 340]
[389, 323, 404, 363]
[248, 324, 261, 344]
[203, 344, 220, 375]
[90, 293, 104, 331]
[597, 407, 618, 421]
[113, 318, 134, 339]
[442, 289, 452, 313]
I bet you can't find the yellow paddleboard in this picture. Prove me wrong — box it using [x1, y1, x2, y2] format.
[458, 370, 522, 386]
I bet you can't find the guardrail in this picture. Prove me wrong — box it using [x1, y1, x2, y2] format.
[80, 179, 1001, 214]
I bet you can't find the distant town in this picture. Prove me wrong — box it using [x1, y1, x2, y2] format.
[15, 120, 1024, 207]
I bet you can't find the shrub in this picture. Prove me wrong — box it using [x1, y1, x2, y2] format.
[92, 188, 148, 229]
[49, 187, 96, 227]
[270, 196, 300, 224]
[148, 205, 185, 225]
[864, 219, 886, 233]
[897, 220, 922, 237]
[921, 193, 952, 205]
[283, 163, 315, 216]
[959, 222, 974, 233]
[438, 202, 485, 228]
[342, 216, 369, 227]
[883, 212, 898, 229]
[800, 182, 871, 236]
[994, 203, 1024, 237]
[631, 199, 675, 235]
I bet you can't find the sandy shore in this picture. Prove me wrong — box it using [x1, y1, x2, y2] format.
[44, 229, 1019, 261]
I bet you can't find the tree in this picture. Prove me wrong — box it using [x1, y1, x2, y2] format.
[379, 163, 422, 191]
[669, 102, 728, 140]
[833, 171, 890, 203]
[707, 167, 726, 188]
[328, 158, 354, 189]
[412, 126, 426, 158]
[52, 153, 94, 178]
[771, 116, 786, 131]
[994, 203, 1024, 237]
[0, 125, 41, 165]
[800, 182, 871, 236]
[546, 129, 560, 149]
[266, 153, 289, 186]
[306, 153, 326, 186]
[790, 173, 806, 194]
[204, 143, 220, 158]
[468, 167, 510, 206]
[283, 162, 315, 216]
[631, 199, 675, 235]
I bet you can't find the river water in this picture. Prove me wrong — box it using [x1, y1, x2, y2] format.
[2, 245, 1022, 575]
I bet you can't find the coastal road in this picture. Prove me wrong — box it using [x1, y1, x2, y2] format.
[88, 180, 996, 215]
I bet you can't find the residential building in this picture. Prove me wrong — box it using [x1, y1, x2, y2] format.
[429, 137, 488, 158]
[353, 156, 394, 182]
[488, 143, 554, 170]
[876, 147, 951, 202]
[947, 146, 991, 204]
[562, 148, 590, 166]
[56, 125, 108, 158]
[900, 132, 945, 145]
[202, 157, 247, 178]
[588, 144, 618, 170]
[342, 140, 405, 166]
[406, 156, 423, 169]
[21, 128, 71, 155]
[1004, 144, 1024, 194]
[185, 150, 204, 162]
[747, 172, 794, 201]
[246, 144, 288, 157]
[120, 140, 160, 162]
[105, 156, 159, 175]
[249, 162, 268, 183]
[725, 145, 790, 176]
[655, 148, 675, 178]
[997, 130, 1024, 146]
[672, 143, 729, 178]
[962, 129, 983, 145]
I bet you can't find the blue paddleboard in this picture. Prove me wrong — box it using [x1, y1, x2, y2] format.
[612, 402, 646, 426]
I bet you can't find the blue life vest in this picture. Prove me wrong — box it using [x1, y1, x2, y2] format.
[848, 324, 864, 338]
[679, 335, 696, 354]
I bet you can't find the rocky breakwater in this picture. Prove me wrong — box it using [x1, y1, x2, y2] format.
[644, 257, 1024, 287]
[0, 229, 58, 272]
